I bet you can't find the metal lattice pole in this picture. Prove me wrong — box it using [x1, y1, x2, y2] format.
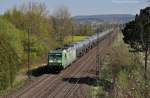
[96, 27, 100, 79]
[27, 24, 31, 80]
[27, 1, 32, 80]
[72, 24, 74, 43]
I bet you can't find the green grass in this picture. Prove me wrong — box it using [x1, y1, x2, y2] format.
[0, 79, 28, 96]
[89, 86, 106, 98]
[65, 35, 87, 44]
[0, 64, 39, 96]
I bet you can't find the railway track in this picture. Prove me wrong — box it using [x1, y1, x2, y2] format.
[57, 38, 108, 98]
[47, 46, 97, 98]
[33, 43, 97, 98]
[45, 35, 111, 98]
[2, 31, 116, 98]
[8, 42, 97, 98]
[57, 33, 115, 98]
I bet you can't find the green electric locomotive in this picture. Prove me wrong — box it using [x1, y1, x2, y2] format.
[48, 47, 76, 69]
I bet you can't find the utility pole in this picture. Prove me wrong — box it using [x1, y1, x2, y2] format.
[61, 25, 64, 47]
[27, 25, 31, 80]
[144, 11, 150, 98]
[96, 26, 100, 79]
[27, 1, 32, 80]
[71, 24, 74, 43]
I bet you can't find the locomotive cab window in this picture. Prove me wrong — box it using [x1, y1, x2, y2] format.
[48, 53, 62, 63]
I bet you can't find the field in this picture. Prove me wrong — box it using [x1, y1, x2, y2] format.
[65, 35, 88, 44]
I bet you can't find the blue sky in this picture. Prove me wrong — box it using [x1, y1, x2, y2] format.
[0, 0, 148, 16]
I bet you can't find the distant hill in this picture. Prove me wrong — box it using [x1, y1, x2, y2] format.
[73, 14, 135, 24]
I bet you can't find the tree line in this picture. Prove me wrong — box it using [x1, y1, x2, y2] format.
[122, 7, 150, 98]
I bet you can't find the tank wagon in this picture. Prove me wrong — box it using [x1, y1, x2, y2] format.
[48, 29, 113, 69]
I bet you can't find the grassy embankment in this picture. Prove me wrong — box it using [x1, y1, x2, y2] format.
[65, 35, 87, 44]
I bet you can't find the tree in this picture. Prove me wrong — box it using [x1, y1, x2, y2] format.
[0, 17, 21, 90]
[4, 2, 57, 63]
[122, 7, 150, 98]
[52, 6, 73, 46]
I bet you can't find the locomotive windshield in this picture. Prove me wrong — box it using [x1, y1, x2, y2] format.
[48, 53, 62, 63]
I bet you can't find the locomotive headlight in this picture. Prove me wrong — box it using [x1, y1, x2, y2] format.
[49, 60, 53, 63]
[57, 60, 61, 63]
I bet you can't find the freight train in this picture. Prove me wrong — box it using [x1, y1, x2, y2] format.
[48, 29, 113, 70]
